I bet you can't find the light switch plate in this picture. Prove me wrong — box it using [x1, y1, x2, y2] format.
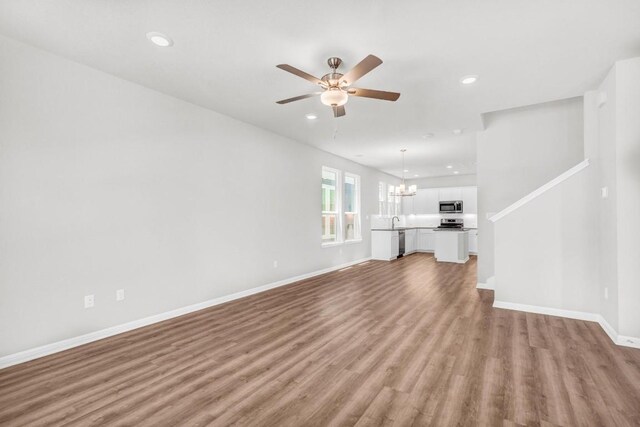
[601, 187, 609, 199]
[116, 289, 125, 301]
[84, 294, 94, 308]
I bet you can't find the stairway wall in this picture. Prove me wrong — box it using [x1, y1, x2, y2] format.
[494, 164, 600, 314]
[476, 98, 585, 283]
[490, 56, 640, 344]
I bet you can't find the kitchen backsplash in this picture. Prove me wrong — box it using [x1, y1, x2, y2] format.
[371, 214, 478, 229]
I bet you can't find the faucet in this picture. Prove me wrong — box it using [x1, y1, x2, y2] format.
[392, 216, 400, 230]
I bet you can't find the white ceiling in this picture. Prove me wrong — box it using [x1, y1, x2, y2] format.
[1, 0, 639, 178]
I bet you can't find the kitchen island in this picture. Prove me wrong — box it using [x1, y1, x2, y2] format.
[434, 230, 469, 263]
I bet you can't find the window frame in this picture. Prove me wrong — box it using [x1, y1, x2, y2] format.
[378, 181, 386, 216]
[343, 172, 362, 242]
[379, 181, 401, 217]
[321, 166, 342, 246]
[387, 184, 400, 216]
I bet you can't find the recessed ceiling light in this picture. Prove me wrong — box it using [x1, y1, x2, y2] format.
[305, 113, 318, 120]
[404, 169, 409, 173]
[453, 171, 460, 174]
[446, 165, 453, 169]
[452, 129, 463, 135]
[423, 133, 435, 139]
[146, 32, 173, 47]
[414, 174, 419, 177]
[460, 75, 478, 85]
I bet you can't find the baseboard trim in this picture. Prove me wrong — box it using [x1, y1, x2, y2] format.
[477, 275, 495, 290]
[595, 315, 619, 345]
[493, 301, 599, 321]
[493, 300, 640, 350]
[617, 335, 640, 349]
[0, 257, 372, 370]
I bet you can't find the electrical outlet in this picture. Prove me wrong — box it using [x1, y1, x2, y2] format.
[604, 287, 609, 300]
[84, 295, 94, 308]
[273, 260, 278, 268]
[116, 289, 125, 301]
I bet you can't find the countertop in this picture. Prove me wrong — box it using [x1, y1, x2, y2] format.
[371, 227, 477, 231]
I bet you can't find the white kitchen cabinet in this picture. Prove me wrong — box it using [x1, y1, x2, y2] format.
[425, 189, 440, 214]
[439, 188, 462, 202]
[371, 230, 399, 260]
[414, 189, 439, 215]
[468, 229, 478, 253]
[435, 230, 469, 263]
[410, 187, 476, 215]
[462, 187, 477, 214]
[417, 229, 435, 252]
[405, 229, 417, 254]
[413, 190, 427, 214]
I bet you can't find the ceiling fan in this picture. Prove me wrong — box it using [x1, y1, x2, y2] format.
[275, 55, 400, 118]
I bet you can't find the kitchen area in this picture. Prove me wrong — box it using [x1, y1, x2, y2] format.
[371, 185, 477, 263]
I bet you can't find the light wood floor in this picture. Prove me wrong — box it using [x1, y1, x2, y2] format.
[1, 253, 640, 426]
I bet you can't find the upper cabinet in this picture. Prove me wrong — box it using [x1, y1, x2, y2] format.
[425, 189, 440, 213]
[462, 187, 477, 214]
[403, 186, 477, 215]
[439, 187, 463, 201]
[412, 188, 439, 214]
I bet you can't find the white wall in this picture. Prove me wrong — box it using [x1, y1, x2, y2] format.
[611, 58, 640, 338]
[406, 174, 476, 188]
[492, 57, 640, 344]
[587, 68, 619, 331]
[494, 166, 600, 314]
[0, 35, 398, 357]
[477, 97, 584, 282]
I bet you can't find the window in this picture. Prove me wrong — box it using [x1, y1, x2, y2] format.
[344, 173, 361, 241]
[379, 181, 400, 217]
[378, 182, 386, 216]
[387, 185, 400, 216]
[322, 167, 341, 244]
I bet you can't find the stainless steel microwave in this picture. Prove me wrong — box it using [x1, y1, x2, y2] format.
[439, 200, 463, 214]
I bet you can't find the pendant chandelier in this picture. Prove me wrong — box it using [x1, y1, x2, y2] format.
[395, 149, 417, 197]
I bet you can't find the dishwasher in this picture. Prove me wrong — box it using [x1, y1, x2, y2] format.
[398, 230, 405, 257]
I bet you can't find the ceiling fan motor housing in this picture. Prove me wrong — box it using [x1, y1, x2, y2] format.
[321, 72, 345, 87]
[327, 57, 343, 70]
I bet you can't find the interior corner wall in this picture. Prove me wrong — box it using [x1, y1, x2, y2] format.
[589, 66, 619, 332]
[614, 57, 640, 339]
[476, 97, 585, 283]
[0, 35, 398, 357]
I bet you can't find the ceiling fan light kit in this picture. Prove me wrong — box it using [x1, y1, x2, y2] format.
[276, 55, 400, 118]
[321, 88, 348, 107]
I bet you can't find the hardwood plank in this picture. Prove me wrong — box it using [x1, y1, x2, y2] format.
[0, 254, 639, 426]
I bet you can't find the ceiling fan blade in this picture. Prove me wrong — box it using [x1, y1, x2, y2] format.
[333, 105, 346, 118]
[340, 55, 383, 85]
[349, 87, 400, 101]
[276, 64, 325, 86]
[276, 92, 322, 104]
